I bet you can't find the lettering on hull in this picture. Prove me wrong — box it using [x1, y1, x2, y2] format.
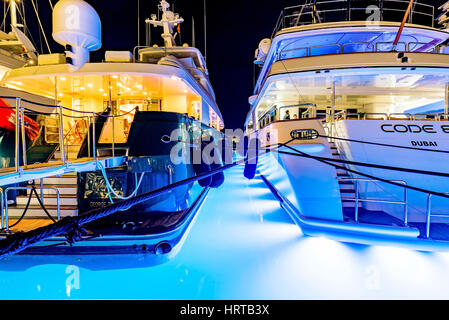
[380, 124, 449, 134]
[290, 129, 319, 140]
[411, 141, 438, 147]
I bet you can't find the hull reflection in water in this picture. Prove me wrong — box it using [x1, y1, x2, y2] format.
[2, 166, 449, 299]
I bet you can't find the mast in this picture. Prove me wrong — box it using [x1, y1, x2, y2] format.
[10, 0, 18, 29]
[203, 0, 206, 62]
[9, 0, 24, 30]
[145, 1, 184, 48]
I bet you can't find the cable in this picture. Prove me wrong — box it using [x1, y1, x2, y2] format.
[266, 141, 449, 199]
[1, 187, 33, 231]
[0, 152, 253, 257]
[30, 0, 51, 54]
[97, 160, 145, 203]
[31, 186, 56, 223]
[319, 134, 449, 154]
[268, 147, 449, 178]
[0, 184, 55, 231]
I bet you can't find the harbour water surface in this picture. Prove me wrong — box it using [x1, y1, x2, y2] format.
[0, 165, 449, 299]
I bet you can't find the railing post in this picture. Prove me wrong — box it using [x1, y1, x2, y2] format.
[15, 97, 20, 173]
[58, 105, 66, 165]
[87, 116, 91, 158]
[355, 180, 359, 222]
[40, 178, 44, 203]
[0, 189, 3, 230]
[404, 184, 408, 226]
[20, 104, 27, 167]
[426, 194, 432, 238]
[92, 113, 97, 161]
[4, 189, 9, 231]
[55, 188, 60, 221]
[167, 164, 173, 185]
[112, 114, 115, 158]
[432, 6, 434, 28]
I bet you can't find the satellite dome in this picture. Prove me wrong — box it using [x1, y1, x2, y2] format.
[254, 38, 271, 64]
[52, 0, 102, 70]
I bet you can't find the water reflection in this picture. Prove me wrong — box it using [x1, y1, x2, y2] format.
[1, 165, 449, 299]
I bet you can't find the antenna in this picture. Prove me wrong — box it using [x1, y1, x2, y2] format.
[192, 16, 196, 47]
[146, 19, 152, 46]
[203, 0, 207, 62]
[146, 1, 184, 48]
[137, 0, 140, 46]
[438, 0, 449, 28]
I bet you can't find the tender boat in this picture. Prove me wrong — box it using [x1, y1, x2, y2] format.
[245, 0, 449, 250]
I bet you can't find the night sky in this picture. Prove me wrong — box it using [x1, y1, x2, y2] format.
[6, 0, 448, 129]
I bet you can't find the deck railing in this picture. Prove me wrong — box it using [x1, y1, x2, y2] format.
[272, 0, 436, 38]
[331, 111, 449, 122]
[277, 40, 449, 61]
[2, 186, 61, 231]
[339, 178, 408, 225]
[426, 193, 449, 238]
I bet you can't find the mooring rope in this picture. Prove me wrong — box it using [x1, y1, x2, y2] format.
[319, 134, 449, 154]
[264, 142, 449, 199]
[0, 154, 251, 258]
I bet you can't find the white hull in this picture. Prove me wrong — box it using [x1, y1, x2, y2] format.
[335, 119, 449, 223]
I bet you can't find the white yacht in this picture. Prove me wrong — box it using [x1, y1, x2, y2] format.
[245, 0, 449, 250]
[0, 0, 224, 260]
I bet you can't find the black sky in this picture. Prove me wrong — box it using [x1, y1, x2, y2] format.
[8, 0, 448, 129]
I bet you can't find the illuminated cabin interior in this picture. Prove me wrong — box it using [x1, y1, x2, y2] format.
[2, 71, 224, 146]
[251, 68, 449, 131]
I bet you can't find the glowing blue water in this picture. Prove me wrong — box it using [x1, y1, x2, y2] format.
[1, 164, 449, 299]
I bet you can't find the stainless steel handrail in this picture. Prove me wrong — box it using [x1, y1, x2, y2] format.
[341, 42, 375, 53]
[363, 113, 388, 120]
[277, 39, 445, 63]
[132, 45, 150, 62]
[3, 186, 61, 231]
[407, 42, 437, 53]
[339, 178, 408, 225]
[310, 44, 341, 56]
[301, 105, 317, 118]
[413, 113, 439, 121]
[272, 0, 435, 36]
[62, 116, 89, 160]
[345, 112, 360, 120]
[388, 113, 412, 120]
[278, 47, 309, 60]
[375, 41, 406, 52]
[0, 188, 4, 230]
[426, 193, 449, 239]
[3, 94, 125, 174]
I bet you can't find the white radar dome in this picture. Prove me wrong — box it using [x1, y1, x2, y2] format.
[52, 0, 102, 70]
[254, 38, 271, 65]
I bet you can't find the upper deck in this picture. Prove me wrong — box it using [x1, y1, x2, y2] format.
[272, 0, 436, 37]
[254, 0, 449, 94]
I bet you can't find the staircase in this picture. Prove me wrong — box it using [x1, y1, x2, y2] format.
[7, 172, 79, 219]
[52, 144, 82, 162]
[329, 141, 360, 215]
